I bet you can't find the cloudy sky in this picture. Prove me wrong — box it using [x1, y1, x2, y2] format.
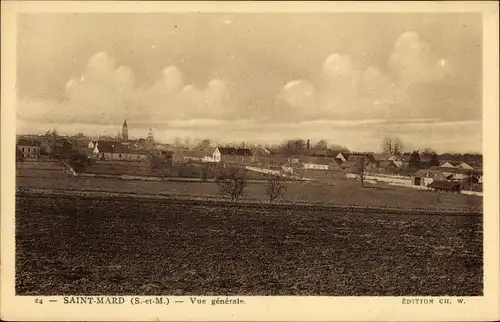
[16, 13, 482, 152]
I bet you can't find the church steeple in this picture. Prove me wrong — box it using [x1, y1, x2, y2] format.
[122, 119, 129, 141]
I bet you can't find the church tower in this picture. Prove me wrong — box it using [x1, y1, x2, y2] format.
[122, 120, 129, 141]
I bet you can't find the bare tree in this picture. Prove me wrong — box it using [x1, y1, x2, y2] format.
[356, 157, 369, 187]
[215, 167, 248, 202]
[266, 175, 287, 203]
[382, 137, 404, 155]
[197, 139, 212, 150]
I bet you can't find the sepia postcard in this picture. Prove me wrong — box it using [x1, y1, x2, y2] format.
[1, 1, 499, 321]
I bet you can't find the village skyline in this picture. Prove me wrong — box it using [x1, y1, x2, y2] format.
[16, 125, 482, 156]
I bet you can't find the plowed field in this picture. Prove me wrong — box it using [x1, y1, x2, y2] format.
[16, 193, 482, 296]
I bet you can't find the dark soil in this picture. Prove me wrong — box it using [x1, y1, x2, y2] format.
[16, 193, 483, 296]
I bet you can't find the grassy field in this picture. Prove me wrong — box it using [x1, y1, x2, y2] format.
[16, 193, 483, 296]
[17, 172, 482, 212]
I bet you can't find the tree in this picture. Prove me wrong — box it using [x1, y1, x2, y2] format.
[197, 139, 212, 150]
[408, 150, 421, 169]
[329, 144, 350, 153]
[429, 153, 440, 167]
[382, 137, 404, 155]
[68, 151, 92, 173]
[215, 167, 247, 202]
[423, 148, 436, 155]
[266, 175, 287, 203]
[356, 157, 369, 187]
[314, 140, 328, 150]
[150, 154, 164, 170]
[282, 139, 307, 155]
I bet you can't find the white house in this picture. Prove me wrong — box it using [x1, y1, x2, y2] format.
[303, 163, 328, 170]
[213, 147, 253, 164]
[411, 169, 447, 187]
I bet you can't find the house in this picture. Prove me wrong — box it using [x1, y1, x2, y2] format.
[265, 147, 290, 165]
[213, 147, 253, 164]
[334, 152, 350, 163]
[377, 160, 399, 174]
[439, 167, 483, 183]
[339, 160, 358, 173]
[388, 155, 405, 162]
[282, 162, 303, 174]
[95, 141, 151, 161]
[440, 161, 474, 170]
[155, 150, 174, 164]
[411, 169, 447, 187]
[374, 153, 390, 162]
[427, 180, 461, 193]
[308, 149, 328, 157]
[303, 157, 330, 170]
[17, 138, 41, 159]
[252, 147, 273, 166]
[288, 154, 307, 165]
[347, 153, 378, 170]
[183, 150, 211, 162]
[439, 161, 474, 170]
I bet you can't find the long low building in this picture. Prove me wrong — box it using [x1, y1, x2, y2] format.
[92, 141, 151, 161]
[213, 147, 253, 164]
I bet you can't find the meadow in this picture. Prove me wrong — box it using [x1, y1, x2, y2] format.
[16, 193, 483, 296]
[16, 171, 482, 212]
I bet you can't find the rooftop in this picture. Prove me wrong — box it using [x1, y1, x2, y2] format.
[428, 180, 461, 190]
[17, 138, 42, 147]
[217, 147, 253, 156]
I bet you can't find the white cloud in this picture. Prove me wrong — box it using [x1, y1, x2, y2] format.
[277, 31, 458, 120]
[281, 80, 316, 108]
[18, 52, 230, 125]
[388, 31, 451, 87]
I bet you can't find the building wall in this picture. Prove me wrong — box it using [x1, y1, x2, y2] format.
[423, 177, 434, 186]
[98, 152, 150, 161]
[303, 163, 329, 170]
[213, 149, 221, 162]
[18, 145, 41, 158]
[220, 154, 252, 164]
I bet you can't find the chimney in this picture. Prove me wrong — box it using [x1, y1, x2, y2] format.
[307, 139, 310, 151]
